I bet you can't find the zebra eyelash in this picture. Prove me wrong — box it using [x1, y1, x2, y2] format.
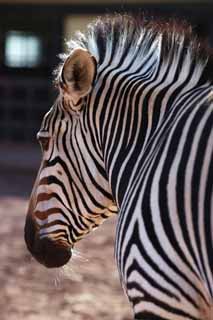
[37, 131, 51, 150]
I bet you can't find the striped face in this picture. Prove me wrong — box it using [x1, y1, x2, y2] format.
[24, 48, 116, 268]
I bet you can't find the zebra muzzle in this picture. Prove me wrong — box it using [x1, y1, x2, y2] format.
[24, 215, 71, 268]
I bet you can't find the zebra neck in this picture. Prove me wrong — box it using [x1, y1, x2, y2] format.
[97, 43, 210, 207]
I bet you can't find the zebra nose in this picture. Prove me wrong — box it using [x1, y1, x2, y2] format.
[33, 237, 72, 268]
[24, 214, 36, 254]
[24, 215, 71, 268]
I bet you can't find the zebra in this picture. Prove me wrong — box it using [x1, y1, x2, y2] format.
[25, 14, 213, 320]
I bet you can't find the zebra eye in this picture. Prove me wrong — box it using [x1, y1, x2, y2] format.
[37, 132, 50, 151]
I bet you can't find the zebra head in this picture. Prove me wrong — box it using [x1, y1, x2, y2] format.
[25, 48, 117, 268]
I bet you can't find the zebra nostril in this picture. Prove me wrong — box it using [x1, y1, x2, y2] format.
[57, 170, 63, 176]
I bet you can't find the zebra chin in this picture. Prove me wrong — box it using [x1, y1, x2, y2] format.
[24, 215, 72, 268]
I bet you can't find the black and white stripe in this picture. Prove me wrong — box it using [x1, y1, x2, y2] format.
[31, 14, 213, 319]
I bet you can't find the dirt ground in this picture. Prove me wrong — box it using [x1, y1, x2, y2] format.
[0, 169, 132, 320]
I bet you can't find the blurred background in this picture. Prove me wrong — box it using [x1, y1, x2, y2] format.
[0, 1, 212, 320]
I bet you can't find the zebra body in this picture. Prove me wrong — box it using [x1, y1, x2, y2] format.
[25, 15, 213, 319]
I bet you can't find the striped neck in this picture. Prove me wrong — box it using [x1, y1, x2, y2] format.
[92, 39, 211, 207]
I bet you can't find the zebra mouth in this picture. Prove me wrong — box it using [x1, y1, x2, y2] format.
[24, 214, 72, 268]
[33, 237, 72, 268]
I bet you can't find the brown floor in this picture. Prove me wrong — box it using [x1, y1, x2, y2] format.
[0, 169, 132, 320]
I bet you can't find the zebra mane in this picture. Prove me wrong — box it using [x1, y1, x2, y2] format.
[56, 14, 213, 83]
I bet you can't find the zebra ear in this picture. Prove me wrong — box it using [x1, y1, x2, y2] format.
[61, 48, 97, 103]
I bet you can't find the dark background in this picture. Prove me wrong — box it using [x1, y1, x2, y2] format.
[0, 2, 212, 143]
